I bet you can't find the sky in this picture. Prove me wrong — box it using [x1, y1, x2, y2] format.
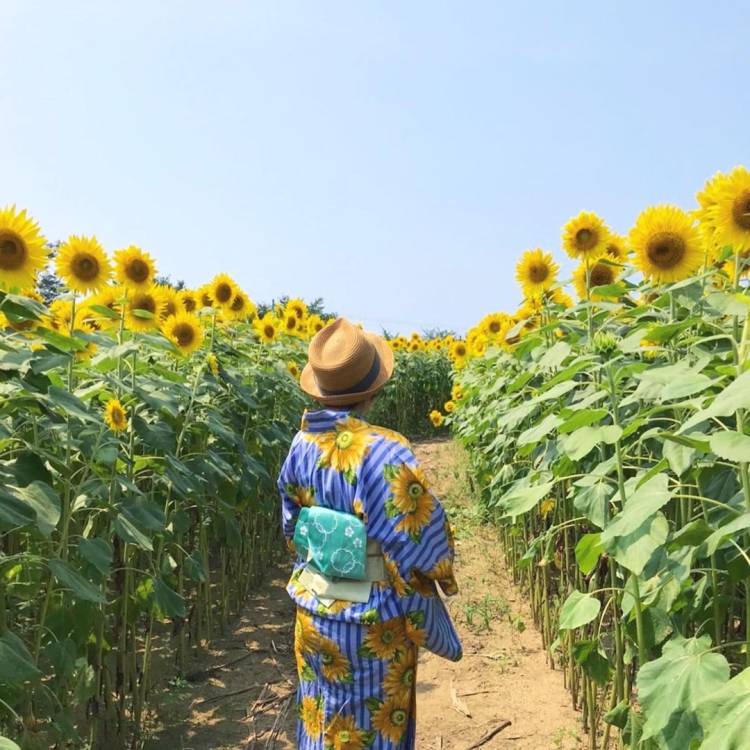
[1, 1, 747, 335]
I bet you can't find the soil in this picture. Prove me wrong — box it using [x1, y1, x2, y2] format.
[146, 440, 582, 750]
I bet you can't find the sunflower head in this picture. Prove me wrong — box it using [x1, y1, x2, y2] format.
[104, 398, 128, 433]
[227, 290, 256, 321]
[562, 211, 611, 259]
[287, 361, 300, 379]
[307, 313, 325, 337]
[48, 299, 76, 331]
[154, 285, 180, 320]
[0, 205, 48, 291]
[83, 286, 121, 329]
[629, 204, 703, 284]
[604, 233, 630, 262]
[428, 410, 444, 428]
[282, 310, 299, 335]
[125, 286, 163, 331]
[286, 298, 308, 320]
[450, 340, 467, 360]
[515, 248, 559, 298]
[56, 235, 111, 294]
[178, 289, 199, 313]
[209, 273, 238, 309]
[162, 312, 204, 355]
[706, 166, 750, 253]
[113, 246, 155, 290]
[572, 258, 621, 301]
[255, 314, 278, 343]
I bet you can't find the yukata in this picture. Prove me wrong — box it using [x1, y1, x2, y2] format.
[277, 408, 462, 750]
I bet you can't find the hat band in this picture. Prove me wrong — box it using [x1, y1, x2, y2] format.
[317, 351, 382, 397]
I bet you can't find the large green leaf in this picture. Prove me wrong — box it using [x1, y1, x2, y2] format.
[575, 533, 603, 575]
[153, 577, 186, 619]
[572, 640, 611, 684]
[79, 538, 113, 576]
[696, 667, 750, 750]
[517, 414, 562, 446]
[0, 631, 41, 685]
[45, 385, 96, 422]
[559, 425, 622, 461]
[0, 487, 37, 528]
[573, 482, 612, 529]
[10, 481, 61, 536]
[606, 513, 669, 575]
[0, 737, 22, 750]
[497, 480, 554, 519]
[600, 474, 672, 544]
[558, 590, 601, 630]
[637, 636, 729, 749]
[681, 370, 750, 432]
[702, 513, 750, 556]
[48, 559, 106, 604]
[710, 430, 750, 462]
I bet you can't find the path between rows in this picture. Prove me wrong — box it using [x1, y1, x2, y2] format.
[147, 441, 582, 750]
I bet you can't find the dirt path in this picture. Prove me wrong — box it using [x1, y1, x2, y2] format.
[147, 441, 582, 749]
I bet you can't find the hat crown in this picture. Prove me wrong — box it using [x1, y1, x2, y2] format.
[308, 318, 376, 393]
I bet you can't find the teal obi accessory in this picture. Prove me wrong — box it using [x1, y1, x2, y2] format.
[293, 506, 367, 581]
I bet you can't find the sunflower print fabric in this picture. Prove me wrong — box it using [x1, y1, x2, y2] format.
[278, 408, 462, 749]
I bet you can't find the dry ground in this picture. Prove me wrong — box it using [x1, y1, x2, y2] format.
[146, 441, 582, 750]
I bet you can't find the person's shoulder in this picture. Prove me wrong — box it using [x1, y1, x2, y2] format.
[368, 423, 412, 449]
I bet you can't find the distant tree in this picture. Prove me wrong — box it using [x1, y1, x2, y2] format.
[422, 327, 456, 340]
[154, 274, 186, 290]
[257, 296, 336, 319]
[36, 242, 63, 303]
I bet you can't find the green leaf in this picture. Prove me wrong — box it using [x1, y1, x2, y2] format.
[607, 513, 669, 575]
[702, 513, 750, 556]
[663, 438, 696, 477]
[0, 487, 37, 528]
[537, 341, 571, 370]
[637, 635, 729, 749]
[45, 385, 96, 422]
[153, 577, 186, 619]
[670, 519, 713, 549]
[497, 480, 554, 520]
[558, 408, 608, 435]
[558, 590, 601, 630]
[710, 430, 750, 462]
[572, 640, 612, 684]
[114, 513, 153, 551]
[696, 666, 750, 750]
[603, 700, 630, 729]
[559, 425, 622, 461]
[11, 481, 61, 536]
[0, 737, 22, 750]
[661, 373, 713, 401]
[48, 559, 106, 604]
[575, 533, 603, 575]
[600, 474, 671, 544]
[573, 481, 613, 529]
[517, 414, 562, 446]
[79, 538, 113, 576]
[0, 631, 41, 685]
[681, 370, 750, 432]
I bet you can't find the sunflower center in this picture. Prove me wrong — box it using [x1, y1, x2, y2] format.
[528, 262, 549, 283]
[381, 630, 394, 644]
[0, 232, 27, 271]
[264, 324, 275, 338]
[286, 316, 297, 330]
[164, 301, 177, 316]
[173, 323, 195, 347]
[408, 482, 423, 500]
[72, 252, 100, 281]
[127, 258, 150, 283]
[390, 709, 407, 726]
[133, 296, 156, 314]
[646, 232, 686, 270]
[402, 668, 415, 686]
[337, 731, 351, 742]
[336, 431, 354, 449]
[111, 406, 125, 425]
[321, 652, 334, 665]
[231, 295, 244, 312]
[183, 297, 197, 312]
[575, 228, 598, 252]
[455, 344, 466, 357]
[590, 264, 615, 287]
[489, 320, 501, 333]
[606, 244, 622, 259]
[214, 283, 232, 303]
[201, 294, 212, 306]
[732, 190, 750, 231]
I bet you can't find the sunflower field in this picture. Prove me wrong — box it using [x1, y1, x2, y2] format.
[448, 166, 750, 749]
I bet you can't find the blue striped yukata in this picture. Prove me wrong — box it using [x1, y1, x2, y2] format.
[277, 407, 462, 749]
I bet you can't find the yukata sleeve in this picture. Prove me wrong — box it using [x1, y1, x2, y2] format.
[362, 439, 462, 662]
[277, 433, 303, 554]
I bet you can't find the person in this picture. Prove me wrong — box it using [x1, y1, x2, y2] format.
[277, 317, 462, 750]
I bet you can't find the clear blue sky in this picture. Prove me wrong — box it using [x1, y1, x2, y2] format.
[2, 1, 747, 335]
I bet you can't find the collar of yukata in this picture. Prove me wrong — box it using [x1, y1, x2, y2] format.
[301, 407, 366, 433]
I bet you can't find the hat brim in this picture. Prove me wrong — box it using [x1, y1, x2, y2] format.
[299, 332, 394, 406]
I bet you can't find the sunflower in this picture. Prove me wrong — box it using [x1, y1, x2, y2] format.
[198, 285, 214, 309]
[482, 312, 510, 339]
[307, 314, 325, 336]
[287, 483, 316, 507]
[113, 246, 155, 290]
[72, 322, 98, 361]
[429, 410, 444, 428]
[629, 205, 703, 284]
[227, 290, 256, 321]
[0, 288, 43, 332]
[572, 259, 621, 301]
[0, 205, 48, 291]
[444, 400, 455, 413]
[381, 649, 416, 704]
[282, 310, 299, 336]
[604, 233, 629, 262]
[386, 463, 434, 537]
[209, 273, 237, 309]
[49, 299, 76, 331]
[84, 286, 121, 328]
[361, 618, 407, 661]
[287, 361, 300, 379]
[451, 383, 464, 401]
[371, 697, 410, 743]
[206, 352, 219, 376]
[300, 695, 323, 739]
[125, 287, 163, 332]
[470, 334, 488, 357]
[154, 285, 180, 320]
[287, 298, 308, 320]
[255, 313, 278, 343]
[707, 166, 750, 254]
[404, 612, 427, 647]
[294, 610, 320, 655]
[324, 714, 368, 750]
[178, 289, 199, 313]
[515, 248, 559, 298]
[383, 554, 410, 597]
[55, 235, 111, 294]
[306, 416, 374, 480]
[162, 312, 204, 355]
[562, 211, 611, 259]
[104, 398, 128, 433]
[318, 636, 352, 682]
[547, 288, 574, 308]
[450, 340, 467, 360]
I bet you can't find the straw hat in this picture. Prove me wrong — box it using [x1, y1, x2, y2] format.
[300, 318, 394, 406]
